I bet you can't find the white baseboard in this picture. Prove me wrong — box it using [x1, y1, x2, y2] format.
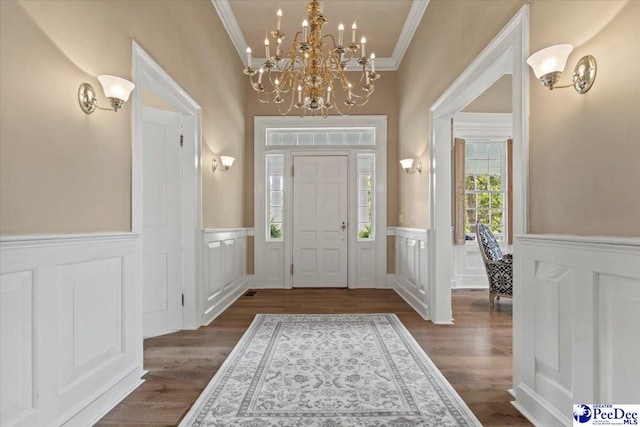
[61, 368, 144, 427]
[391, 275, 429, 320]
[202, 277, 250, 326]
[513, 384, 569, 427]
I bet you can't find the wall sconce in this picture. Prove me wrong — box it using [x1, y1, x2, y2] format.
[78, 75, 135, 114]
[212, 156, 235, 173]
[526, 44, 597, 94]
[400, 159, 422, 175]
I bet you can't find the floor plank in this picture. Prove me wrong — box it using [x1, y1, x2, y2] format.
[96, 289, 530, 426]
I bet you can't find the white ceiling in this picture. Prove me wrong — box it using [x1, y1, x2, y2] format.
[211, 0, 430, 71]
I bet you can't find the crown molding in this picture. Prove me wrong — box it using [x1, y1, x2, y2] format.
[211, 0, 250, 66]
[212, 0, 429, 71]
[389, 0, 429, 69]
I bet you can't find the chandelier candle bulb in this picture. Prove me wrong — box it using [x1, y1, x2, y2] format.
[370, 53, 376, 73]
[276, 38, 281, 57]
[258, 68, 264, 84]
[246, 47, 252, 66]
[361, 36, 366, 57]
[276, 9, 282, 31]
[298, 85, 302, 103]
[352, 22, 357, 43]
[264, 38, 270, 59]
[302, 20, 308, 40]
[327, 86, 331, 103]
[338, 23, 344, 46]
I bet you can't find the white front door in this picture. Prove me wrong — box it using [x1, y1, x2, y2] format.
[292, 155, 348, 287]
[142, 108, 183, 338]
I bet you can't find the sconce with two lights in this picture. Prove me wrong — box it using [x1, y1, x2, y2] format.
[527, 44, 597, 93]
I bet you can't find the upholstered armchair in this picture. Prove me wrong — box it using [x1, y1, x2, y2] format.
[476, 223, 513, 311]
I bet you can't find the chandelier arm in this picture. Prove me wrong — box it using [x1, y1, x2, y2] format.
[321, 34, 338, 49]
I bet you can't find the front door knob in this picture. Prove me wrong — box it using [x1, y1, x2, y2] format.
[341, 221, 347, 230]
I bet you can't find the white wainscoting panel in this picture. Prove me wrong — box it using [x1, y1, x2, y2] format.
[356, 241, 376, 288]
[389, 228, 430, 319]
[0, 271, 34, 426]
[0, 233, 143, 427]
[263, 244, 285, 288]
[202, 229, 250, 325]
[513, 235, 640, 427]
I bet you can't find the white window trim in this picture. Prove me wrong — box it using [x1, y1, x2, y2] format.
[254, 116, 387, 289]
[454, 112, 513, 244]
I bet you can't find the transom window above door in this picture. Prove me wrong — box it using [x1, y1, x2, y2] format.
[266, 127, 375, 146]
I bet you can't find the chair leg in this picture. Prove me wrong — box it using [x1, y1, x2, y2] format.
[489, 293, 495, 311]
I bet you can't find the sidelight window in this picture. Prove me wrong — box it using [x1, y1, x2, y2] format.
[266, 154, 284, 241]
[357, 154, 375, 240]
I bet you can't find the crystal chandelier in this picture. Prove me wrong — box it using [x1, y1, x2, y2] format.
[243, 0, 380, 117]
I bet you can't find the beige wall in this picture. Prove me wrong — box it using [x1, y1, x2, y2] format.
[528, 0, 640, 236]
[0, 0, 246, 235]
[397, 0, 524, 228]
[244, 72, 399, 273]
[462, 74, 512, 113]
[398, 0, 639, 237]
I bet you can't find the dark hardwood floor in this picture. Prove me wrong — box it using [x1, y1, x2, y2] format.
[96, 289, 530, 426]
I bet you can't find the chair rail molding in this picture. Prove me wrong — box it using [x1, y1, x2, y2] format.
[513, 234, 640, 427]
[0, 232, 143, 427]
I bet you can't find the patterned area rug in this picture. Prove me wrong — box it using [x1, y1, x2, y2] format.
[180, 314, 481, 426]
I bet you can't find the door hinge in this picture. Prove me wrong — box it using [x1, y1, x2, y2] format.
[291, 264, 294, 275]
[181, 293, 185, 306]
[180, 135, 184, 147]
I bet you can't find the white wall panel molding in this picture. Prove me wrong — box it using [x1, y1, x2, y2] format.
[201, 228, 250, 326]
[513, 234, 640, 427]
[0, 233, 143, 427]
[390, 228, 430, 320]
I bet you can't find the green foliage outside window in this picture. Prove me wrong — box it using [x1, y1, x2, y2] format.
[358, 223, 372, 239]
[269, 217, 283, 239]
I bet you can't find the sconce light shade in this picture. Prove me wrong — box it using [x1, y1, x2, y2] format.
[220, 156, 235, 169]
[526, 44, 573, 79]
[399, 158, 414, 172]
[78, 75, 135, 114]
[527, 44, 596, 93]
[98, 75, 135, 110]
[400, 158, 422, 175]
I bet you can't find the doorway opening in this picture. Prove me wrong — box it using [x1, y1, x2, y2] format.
[132, 41, 203, 337]
[426, 6, 529, 398]
[254, 116, 387, 290]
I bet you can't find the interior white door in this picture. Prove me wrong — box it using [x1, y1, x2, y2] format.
[142, 107, 183, 338]
[292, 155, 348, 287]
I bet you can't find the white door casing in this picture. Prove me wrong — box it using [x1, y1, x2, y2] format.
[142, 108, 183, 338]
[253, 116, 387, 290]
[292, 156, 348, 287]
